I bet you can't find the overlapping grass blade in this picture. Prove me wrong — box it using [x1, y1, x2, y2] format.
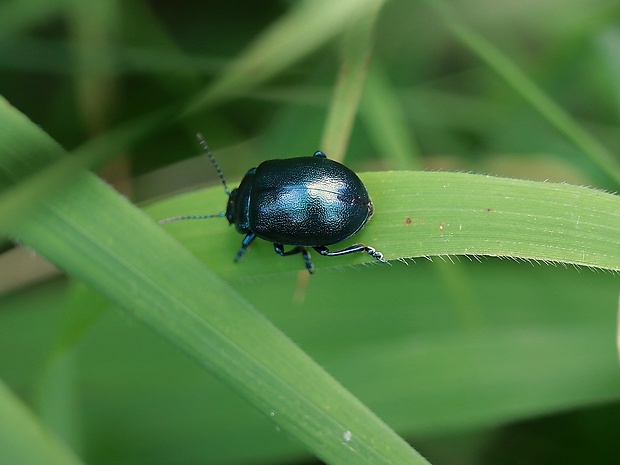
[0, 97, 428, 465]
[0, 379, 84, 465]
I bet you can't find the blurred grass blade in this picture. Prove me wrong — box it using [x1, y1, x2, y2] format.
[34, 284, 109, 442]
[183, 0, 386, 115]
[617, 294, 620, 364]
[360, 62, 421, 170]
[0, 0, 65, 40]
[0, 378, 84, 465]
[68, 0, 121, 134]
[424, 0, 620, 187]
[0, 104, 429, 465]
[320, 3, 381, 161]
[597, 25, 620, 117]
[0, 97, 175, 231]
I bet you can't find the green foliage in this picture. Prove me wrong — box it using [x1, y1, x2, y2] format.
[1, 1, 620, 465]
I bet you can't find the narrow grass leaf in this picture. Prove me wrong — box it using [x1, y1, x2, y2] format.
[360, 62, 421, 169]
[150, 171, 620, 277]
[0, 378, 85, 465]
[0, 0, 65, 41]
[1, 105, 429, 465]
[320, 4, 381, 161]
[0, 97, 175, 231]
[368, 171, 620, 271]
[182, 0, 386, 115]
[423, 0, 620, 186]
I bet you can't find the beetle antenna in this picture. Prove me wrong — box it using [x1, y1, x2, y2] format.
[159, 212, 226, 224]
[196, 133, 230, 196]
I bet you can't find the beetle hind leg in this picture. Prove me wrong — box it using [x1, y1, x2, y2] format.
[313, 244, 387, 263]
[274, 243, 314, 274]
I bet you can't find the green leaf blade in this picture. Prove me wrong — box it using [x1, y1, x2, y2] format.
[0, 378, 85, 465]
[363, 172, 620, 271]
[0, 113, 429, 465]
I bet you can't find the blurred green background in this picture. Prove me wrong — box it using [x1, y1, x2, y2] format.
[1, 0, 620, 464]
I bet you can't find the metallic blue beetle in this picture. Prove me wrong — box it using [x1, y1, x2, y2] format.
[160, 134, 385, 274]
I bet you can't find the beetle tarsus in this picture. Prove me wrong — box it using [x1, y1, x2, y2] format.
[313, 244, 386, 264]
[365, 246, 387, 263]
[234, 233, 256, 262]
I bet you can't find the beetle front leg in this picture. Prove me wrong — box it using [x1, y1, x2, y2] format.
[313, 244, 386, 263]
[274, 243, 314, 274]
[234, 233, 256, 262]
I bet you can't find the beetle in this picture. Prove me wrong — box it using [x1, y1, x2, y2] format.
[160, 134, 386, 273]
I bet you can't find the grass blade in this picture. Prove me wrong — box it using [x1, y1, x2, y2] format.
[368, 171, 620, 271]
[183, 0, 386, 115]
[424, 0, 620, 186]
[360, 62, 421, 170]
[0, 378, 84, 465]
[151, 171, 620, 277]
[0, 101, 429, 465]
[320, 4, 381, 161]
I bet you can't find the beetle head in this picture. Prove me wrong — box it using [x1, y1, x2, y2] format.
[225, 189, 237, 225]
[225, 169, 255, 234]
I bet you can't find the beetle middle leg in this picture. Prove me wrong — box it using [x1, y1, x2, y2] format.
[274, 243, 314, 274]
[313, 244, 386, 263]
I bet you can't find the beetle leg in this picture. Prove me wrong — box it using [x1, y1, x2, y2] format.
[313, 244, 386, 263]
[274, 243, 315, 274]
[234, 233, 256, 262]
